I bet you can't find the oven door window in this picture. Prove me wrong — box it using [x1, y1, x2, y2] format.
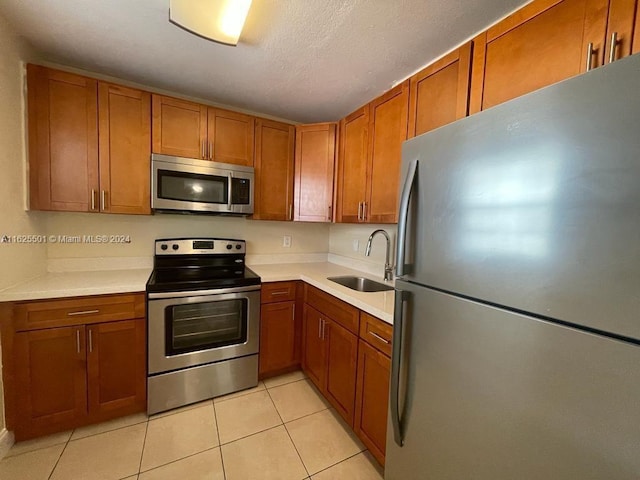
[158, 169, 228, 205]
[165, 299, 247, 356]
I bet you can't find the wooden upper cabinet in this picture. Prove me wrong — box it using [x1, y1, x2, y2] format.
[294, 123, 337, 222]
[606, 0, 640, 61]
[208, 108, 255, 166]
[253, 119, 295, 220]
[367, 81, 409, 224]
[336, 107, 369, 223]
[98, 83, 151, 214]
[408, 42, 472, 138]
[470, 0, 609, 113]
[14, 326, 88, 439]
[87, 319, 146, 418]
[28, 65, 98, 212]
[152, 95, 207, 158]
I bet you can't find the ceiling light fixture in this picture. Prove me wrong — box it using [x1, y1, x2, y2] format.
[169, 0, 252, 46]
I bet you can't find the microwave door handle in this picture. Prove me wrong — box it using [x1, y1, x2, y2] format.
[227, 173, 233, 211]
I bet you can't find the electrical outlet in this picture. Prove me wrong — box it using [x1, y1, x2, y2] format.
[352, 239, 359, 252]
[283, 235, 292, 248]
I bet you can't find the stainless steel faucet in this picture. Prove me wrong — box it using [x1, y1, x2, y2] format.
[365, 229, 394, 281]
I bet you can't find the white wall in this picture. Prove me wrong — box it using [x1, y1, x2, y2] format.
[0, 12, 44, 441]
[329, 223, 398, 272]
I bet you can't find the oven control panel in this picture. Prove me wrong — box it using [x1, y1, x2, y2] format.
[155, 238, 246, 255]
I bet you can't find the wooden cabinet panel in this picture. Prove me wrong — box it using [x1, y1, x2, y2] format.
[87, 319, 146, 418]
[304, 284, 360, 334]
[359, 312, 393, 357]
[294, 123, 337, 222]
[605, 0, 639, 61]
[14, 326, 87, 439]
[98, 83, 151, 214]
[302, 304, 326, 390]
[324, 319, 358, 426]
[408, 43, 472, 138]
[336, 107, 369, 223]
[208, 108, 255, 166]
[366, 81, 409, 224]
[259, 301, 298, 376]
[354, 339, 391, 466]
[261, 281, 297, 304]
[470, 0, 609, 113]
[254, 119, 295, 220]
[634, 0, 640, 53]
[27, 65, 98, 212]
[152, 95, 207, 158]
[14, 293, 145, 332]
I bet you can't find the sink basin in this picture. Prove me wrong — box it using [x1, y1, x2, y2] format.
[327, 276, 393, 292]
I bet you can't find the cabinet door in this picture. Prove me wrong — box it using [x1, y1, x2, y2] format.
[366, 81, 409, 224]
[302, 304, 326, 390]
[470, 0, 609, 113]
[336, 107, 369, 223]
[208, 108, 255, 166]
[27, 65, 98, 212]
[98, 83, 151, 214]
[152, 95, 207, 158]
[14, 326, 87, 439]
[254, 119, 295, 220]
[634, 0, 640, 53]
[324, 319, 358, 427]
[354, 340, 391, 466]
[259, 301, 297, 376]
[294, 123, 337, 222]
[605, 0, 639, 61]
[408, 43, 472, 138]
[87, 319, 146, 418]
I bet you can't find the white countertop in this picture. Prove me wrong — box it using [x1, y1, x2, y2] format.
[0, 269, 151, 302]
[0, 261, 394, 324]
[249, 262, 395, 324]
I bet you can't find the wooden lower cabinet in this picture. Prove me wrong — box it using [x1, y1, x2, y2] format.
[2, 294, 147, 440]
[324, 319, 359, 426]
[259, 301, 298, 376]
[14, 326, 88, 438]
[302, 304, 327, 389]
[354, 339, 391, 466]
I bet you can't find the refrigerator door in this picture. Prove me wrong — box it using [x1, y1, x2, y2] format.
[386, 279, 640, 480]
[397, 53, 640, 340]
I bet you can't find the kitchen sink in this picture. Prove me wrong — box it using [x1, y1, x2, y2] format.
[327, 276, 393, 292]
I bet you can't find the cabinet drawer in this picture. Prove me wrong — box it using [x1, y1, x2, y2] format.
[261, 281, 297, 304]
[14, 293, 145, 331]
[304, 284, 359, 334]
[360, 312, 392, 357]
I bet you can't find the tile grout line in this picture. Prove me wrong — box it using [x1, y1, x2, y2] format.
[137, 445, 220, 476]
[264, 385, 311, 479]
[306, 449, 371, 478]
[47, 430, 73, 480]
[136, 419, 150, 475]
[211, 399, 227, 480]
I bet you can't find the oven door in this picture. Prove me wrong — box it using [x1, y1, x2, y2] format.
[151, 154, 254, 215]
[147, 286, 260, 374]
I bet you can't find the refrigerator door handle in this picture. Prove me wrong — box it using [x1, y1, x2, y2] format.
[396, 159, 418, 277]
[391, 288, 407, 447]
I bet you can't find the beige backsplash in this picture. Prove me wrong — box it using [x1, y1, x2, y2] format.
[329, 223, 398, 269]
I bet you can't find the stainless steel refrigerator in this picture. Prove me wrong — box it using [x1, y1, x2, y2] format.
[386, 53, 640, 479]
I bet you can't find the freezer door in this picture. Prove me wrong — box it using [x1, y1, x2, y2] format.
[386, 280, 640, 480]
[398, 53, 640, 340]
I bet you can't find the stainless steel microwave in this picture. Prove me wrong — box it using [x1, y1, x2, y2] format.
[151, 154, 254, 215]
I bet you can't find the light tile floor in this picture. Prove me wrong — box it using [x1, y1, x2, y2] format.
[0, 371, 384, 480]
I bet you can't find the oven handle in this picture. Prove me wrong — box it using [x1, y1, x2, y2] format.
[147, 285, 261, 299]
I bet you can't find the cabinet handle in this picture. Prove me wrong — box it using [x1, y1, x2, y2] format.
[358, 202, 362, 221]
[270, 291, 289, 297]
[88, 328, 93, 353]
[76, 329, 81, 354]
[585, 42, 594, 72]
[318, 317, 322, 339]
[363, 202, 367, 221]
[328, 205, 332, 221]
[369, 330, 391, 344]
[209, 141, 213, 161]
[100, 190, 107, 211]
[201, 140, 206, 159]
[609, 32, 618, 64]
[321, 318, 326, 340]
[68, 309, 100, 316]
[289, 204, 293, 221]
[91, 189, 97, 211]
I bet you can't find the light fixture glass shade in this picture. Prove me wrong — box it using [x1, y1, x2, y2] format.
[169, 0, 252, 46]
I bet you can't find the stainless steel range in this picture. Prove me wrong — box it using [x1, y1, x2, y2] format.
[146, 238, 261, 415]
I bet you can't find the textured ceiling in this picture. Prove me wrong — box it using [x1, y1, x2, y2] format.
[0, 0, 529, 123]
